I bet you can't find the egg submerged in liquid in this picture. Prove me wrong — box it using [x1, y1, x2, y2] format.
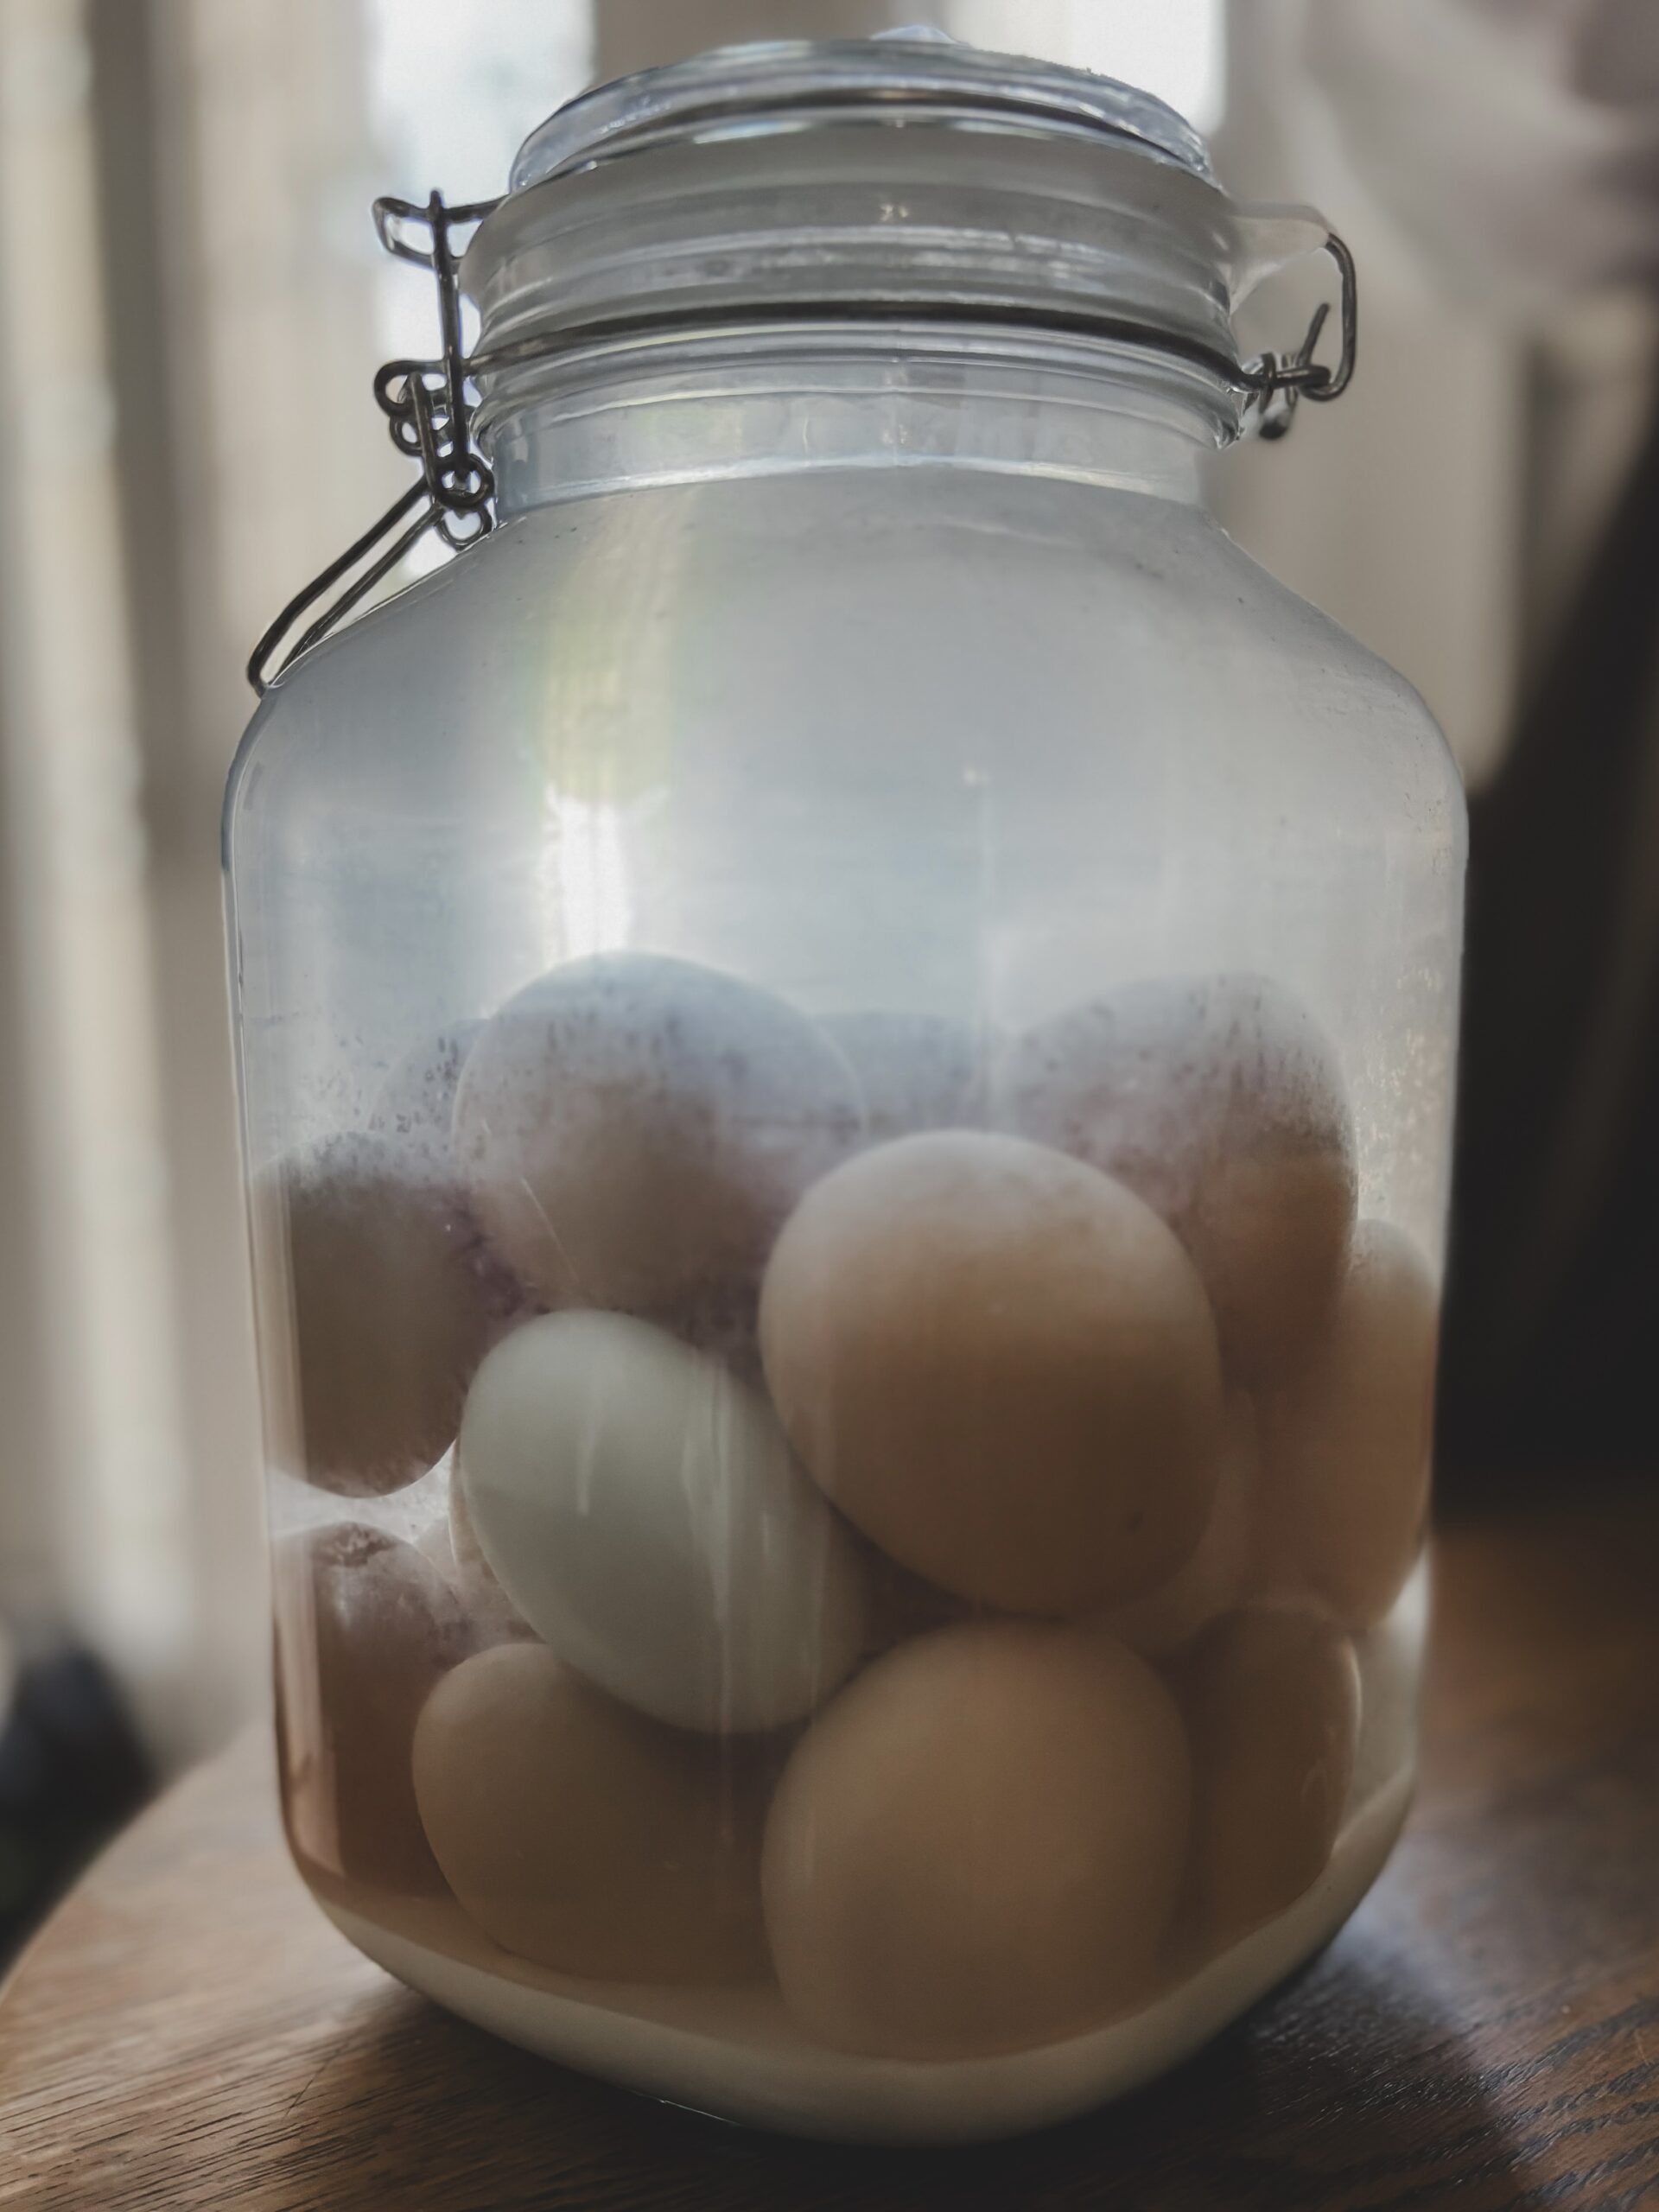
[300, 947, 1423, 2098]
[457, 1310, 871, 1734]
[413, 1642, 773, 1984]
[760, 1622, 1193, 2058]
[758, 1129, 1225, 1615]
[997, 973, 1357, 1386]
[454, 951, 863, 1313]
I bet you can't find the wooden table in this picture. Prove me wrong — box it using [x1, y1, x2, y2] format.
[2, 1497, 1656, 2211]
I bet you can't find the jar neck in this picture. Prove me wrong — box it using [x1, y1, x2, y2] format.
[481, 329, 1236, 518]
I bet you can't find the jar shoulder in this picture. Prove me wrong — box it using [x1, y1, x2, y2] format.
[226, 474, 1465, 855]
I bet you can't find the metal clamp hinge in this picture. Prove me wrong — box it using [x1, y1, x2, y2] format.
[247, 192, 501, 697]
[245, 201, 1357, 694]
[1243, 230, 1358, 442]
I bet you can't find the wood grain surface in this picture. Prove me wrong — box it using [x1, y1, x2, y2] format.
[1, 1497, 1656, 2212]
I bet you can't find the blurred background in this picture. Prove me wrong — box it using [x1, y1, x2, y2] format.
[0, 0, 1655, 1936]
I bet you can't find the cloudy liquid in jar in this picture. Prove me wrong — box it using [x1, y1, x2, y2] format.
[256, 949, 1434, 2141]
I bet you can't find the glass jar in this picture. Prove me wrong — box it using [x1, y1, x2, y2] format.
[225, 35, 1465, 2145]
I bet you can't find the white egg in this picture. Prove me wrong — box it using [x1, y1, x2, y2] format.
[458, 1311, 870, 1733]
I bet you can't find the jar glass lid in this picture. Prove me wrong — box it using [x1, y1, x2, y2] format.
[464, 33, 1344, 427]
[509, 31, 1216, 194]
[248, 36, 1356, 695]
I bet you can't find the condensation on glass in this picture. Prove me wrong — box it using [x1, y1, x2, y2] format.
[223, 35, 1465, 2145]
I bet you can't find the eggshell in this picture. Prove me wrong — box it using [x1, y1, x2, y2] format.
[458, 1312, 870, 1733]
[1176, 1606, 1361, 1942]
[413, 1643, 772, 1983]
[258, 1133, 514, 1497]
[1102, 1395, 1258, 1659]
[821, 1009, 988, 1144]
[998, 974, 1355, 1384]
[367, 1020, 482, 1169]
[454, 952, 862, 1311]
[1255, 1219, 1440, 1629]
[759, 1130, 1224, 1615]
[274, 1522, 474, 1895]
[760, 1622, 1192, 2058]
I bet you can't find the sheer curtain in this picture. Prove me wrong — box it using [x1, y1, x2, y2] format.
[0, 0, 195, 1757]
[0, 0, 581, 1762]
[3, 0, 1630, 1768]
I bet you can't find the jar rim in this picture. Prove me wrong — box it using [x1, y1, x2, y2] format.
[246, 43, 1350, 692]
[464, 40, 1332, 404]
[508, 34, 1216, 196]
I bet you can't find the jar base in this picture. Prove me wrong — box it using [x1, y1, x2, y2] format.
[314, 1763, 1412, 2146]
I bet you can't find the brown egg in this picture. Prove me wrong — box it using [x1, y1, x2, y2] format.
[759, 1130, 1224, 1614]
[256, 1133, 513, 1497]
[412, 1643, 772, 1984]
[998, 974, 1355, 1385]
[821, 1009, 989, 1144]
[1177, 1606, 1361, 1943]
[1255, 1219, 1440, 1629]
[454, 952, 863, 1312]
[274, 1523, 474, 1895]
[1103, 1395, 1257, 1660]
[760, 1622, 1192, 2058]
[368, 1020, 483, 1177]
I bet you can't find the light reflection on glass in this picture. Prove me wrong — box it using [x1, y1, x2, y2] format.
[541, 787, 633, 965]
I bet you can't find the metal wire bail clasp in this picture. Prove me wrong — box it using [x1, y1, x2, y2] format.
[1244, 231, 1358, 443]
[246, 192, 501, 696]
